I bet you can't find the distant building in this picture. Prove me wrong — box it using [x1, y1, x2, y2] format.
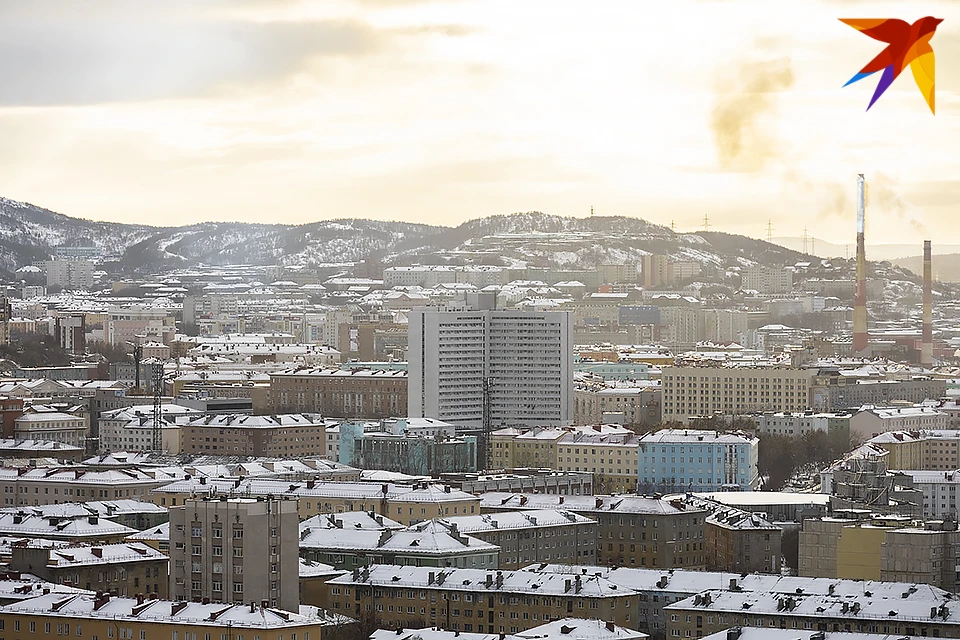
[169, 497, 299, 611]
[849, 405, 946, 441]
[741, 265, 793, 294]
[44, 260, 94, 290]
[637, 429, 760, 493]
[13, 411, 87, 449]
[268, 368, 407, 418]
[180, 413, 326, 458]
[345, 429, 478, 476]
[408, 293, 573, 433]
[54, 314, 86, 355]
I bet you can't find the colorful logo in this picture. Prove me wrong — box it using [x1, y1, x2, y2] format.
[841, 17, 942, 114]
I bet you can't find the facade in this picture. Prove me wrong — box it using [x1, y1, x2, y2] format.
[0, 594, 332, 640]
[169, 497, 300, 611]
[268, 368, 408, 418]
[661, 367, 814, 423]
[44, 260, 95, 290]
[13, 412, 87, 449]
[107, 306, 176, 345]
[812, 376, 946, 411]
[866, 429, 960, 471]
[180, 413, 327, 457]
[350, 432, 478, 475]
[573, 383, 661, 427]
[439, 509, 597, 570]
[755, 412, 851, 439]
[408, 295, 574, 432]
[327, 565, 639, 634]
[480, 493, 707, 570]
[54, 314, 86, 354]
[0, 512, 137, 543]
[701, 309, 748, 344]
[637, 430, 760, 493]
[97, 404, 200, 453]
[849, 405, 947, 441]
[703, 507, 780, 574]
[9, 541, 169, 597]
[741, 265, 793, 293]
[555, 431, 640, 494]
[0, 467, 169, 507]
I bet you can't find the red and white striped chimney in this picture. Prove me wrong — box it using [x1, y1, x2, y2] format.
[922, 240, 933, 368]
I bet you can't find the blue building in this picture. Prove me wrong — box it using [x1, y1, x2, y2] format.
[637, 429, 759, 494]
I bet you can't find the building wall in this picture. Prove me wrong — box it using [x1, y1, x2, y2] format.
[169, 498, 299, 612]
[11, 546, 168, 598]
[466, 522, 597, 570]
[835, 525, 886, 581]
[181, 423, 326, 457]
[661, 367, 814, 423]
[269, 370, 407, 418]
[707, 524, 780, 574]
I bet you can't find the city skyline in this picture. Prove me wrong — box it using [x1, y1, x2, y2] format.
[2, 0, 959, 243]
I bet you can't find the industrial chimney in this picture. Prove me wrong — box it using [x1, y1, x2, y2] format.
[853, 173, 868, 354]
[922, 240, 933, 368]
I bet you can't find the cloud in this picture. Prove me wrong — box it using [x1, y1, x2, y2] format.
[710, 57, 794, 172]
[0, 17, 388, 106]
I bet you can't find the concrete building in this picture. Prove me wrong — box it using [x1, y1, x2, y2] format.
[300, 518, 499, 570]
[97, 404, 201, 453]
[849, 405, 947, 441]
[327, 565, 639, 634]
[44, 260, 94, 290]
[637, 430, 760, 493]
[107, 306, 176, 345]
[408, 295, 574, 434]
[755, 412, 851, 440]
[0, 467, 169, 507]
[811, 376, 946, 411]
[9, 541, 168, 597]
[573, 382, 661, 428]
[438, 509, 598, 570]
[556, 431, 640, 494]
[661, 367, 814, 423]
[180, 413, 326, 457]
[348, 431, 478, 476]
[0, 438, 83, 462]
[269, 368, 408, 418]
[169, 497, 299, 611]
[701, 308, 748, 344]
[0, 593, 334, 639]
[480, 493, 707, 570]
[741, 265, 793, 294]
[13, 411, 86, 449]
[703, 506, 780, 574]
[54, 314, 86, 355]
[0, 512, 137, 543]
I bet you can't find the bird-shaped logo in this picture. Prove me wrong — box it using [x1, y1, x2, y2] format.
[841, 17, 942, 114]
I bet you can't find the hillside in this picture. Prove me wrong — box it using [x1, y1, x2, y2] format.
[0, 197, 811, 275]
[892, 254, 960, 283]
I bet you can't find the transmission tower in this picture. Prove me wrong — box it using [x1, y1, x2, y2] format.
[802, 226, 809, 254]
[766, 220, 773, 243]
[152, 361, 164, 451]
[590, 206, 595, 217]
[702, 214, 710, 232]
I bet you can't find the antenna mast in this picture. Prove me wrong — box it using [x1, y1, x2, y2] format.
[152, 361, 164, 451]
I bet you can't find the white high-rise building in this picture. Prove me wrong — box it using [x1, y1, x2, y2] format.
[409, 293, 573, 432]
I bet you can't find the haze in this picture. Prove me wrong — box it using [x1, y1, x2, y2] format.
[1, 0, 958, 244]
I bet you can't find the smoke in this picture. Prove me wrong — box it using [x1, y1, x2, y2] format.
[868, 172, 929, 236]
[710, 57, 794, 172]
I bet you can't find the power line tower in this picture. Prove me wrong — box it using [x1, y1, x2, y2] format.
[670, 220, 675, 233]
[590, 206, 595, 217]
[152, 361, 164, 451]
[766, 220, 773, 243]
[802, 226, 809, 254]
[702, 214, 710, 232]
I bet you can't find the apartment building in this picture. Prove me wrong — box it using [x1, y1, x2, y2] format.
[573, 383, 661, 427]
[439, 509, 597, 570]
[849, 405, 947, 441]
[97, 403, 200, 453]
[408, 295, 573, 433]
[0, 593, 331, 640]
[3, 499, 168, 531]
[269, 368, 408, 418]
[299, 518, 498, 570]
[556, 431, 640, 494]
[0, 467, 170, 507]
[327, 565, 639, 634]
[9, 541, 168, 597]
[812, 376, 946, 411]
[107, 305, 176, 345]
[665, 585, 960, 639]
[661, 367, 814, 423]
[13, 412, 87, 449]
[169, 497, 300, 611]
[741, 265, 793, 293]
[865, 429, 960, 471]
[481, 493, 707, 570]
[151, 479, 480, 525]
[637, 429, 759, 493]
[755, 411, 851, 440]
[491, 425, 633, 477]
[180, 413, 326, 457]
[704, 507, 780, 574]
[44, 259, 94, 290]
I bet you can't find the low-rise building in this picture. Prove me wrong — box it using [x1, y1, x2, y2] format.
[438, 509, 597, 570]
[8, 541, 169, 597]
[327, 565, 639, 634]
[0, 438, 84, 462]
[0, 593, 337, 640]
[703, 505, 780, 574]
[300, 518, 498, 570]
[371, 618, 649, 640]
[13, 412, 86, 449]
[269, 368, 408, 418]
[0, 512, 137, 543]
[0, 499, 168, 531]
[180, 413, 327, 457]
[755, 411, 851, 440]
[637, 429, 760, 493]
[481, 493, 707, 570]
[556, 431, 639, 494]
[849, 405, 947, 441]
[0, 467, 170, 507]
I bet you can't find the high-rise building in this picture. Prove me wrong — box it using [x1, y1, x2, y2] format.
[169, 497, 299, 611]
[408, 293, 573, 435]
[44, 259, 95, 290]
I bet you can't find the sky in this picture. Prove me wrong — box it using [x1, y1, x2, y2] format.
[1, 0, 959, 244]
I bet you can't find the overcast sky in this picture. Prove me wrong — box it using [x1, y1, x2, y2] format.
[1, 0, 958, 244]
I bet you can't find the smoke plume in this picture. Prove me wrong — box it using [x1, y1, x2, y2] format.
[711, 57, 794, 172]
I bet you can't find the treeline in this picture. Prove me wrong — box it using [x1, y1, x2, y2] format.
[758, 430, 850, 490]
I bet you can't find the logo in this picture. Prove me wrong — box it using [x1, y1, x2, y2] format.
[841, 17, 942, 114]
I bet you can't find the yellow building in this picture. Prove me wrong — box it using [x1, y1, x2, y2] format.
[835, 524, 887, 581]
[0, 593, 340, 640]
[555, 431, 639, 494]
[869, 431, 924, 470]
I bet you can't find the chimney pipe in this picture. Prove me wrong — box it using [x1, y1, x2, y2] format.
[853, 173, 868, 354]
[922, 240, 933, 368]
